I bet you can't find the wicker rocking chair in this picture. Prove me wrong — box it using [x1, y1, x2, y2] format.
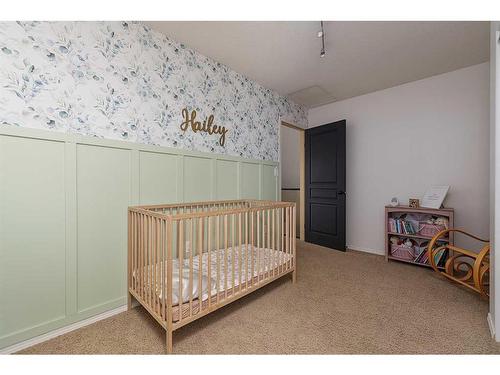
[427, 229, 490, 297]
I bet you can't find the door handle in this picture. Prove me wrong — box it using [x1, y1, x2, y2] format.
[338, 191, 346, 195]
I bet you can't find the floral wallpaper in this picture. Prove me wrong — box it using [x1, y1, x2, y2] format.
[0, 21, 307, 161]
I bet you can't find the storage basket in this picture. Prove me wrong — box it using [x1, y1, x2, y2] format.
[418, 223, 446, 237]
[390, 244, 415, 260]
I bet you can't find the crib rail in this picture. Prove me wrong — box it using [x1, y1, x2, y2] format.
[127, 199, 296, 353]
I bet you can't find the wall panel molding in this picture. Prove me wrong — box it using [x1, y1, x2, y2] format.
[0, 125, 279, 350]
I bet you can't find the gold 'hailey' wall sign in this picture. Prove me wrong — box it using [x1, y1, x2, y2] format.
[180, 108, 228, 146]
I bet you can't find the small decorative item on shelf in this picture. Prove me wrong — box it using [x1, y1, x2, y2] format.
[409, 198, 419, 208]
[390, 197, 399, 207]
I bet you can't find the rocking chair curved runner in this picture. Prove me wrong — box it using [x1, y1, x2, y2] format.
[427, 229, 490, 297]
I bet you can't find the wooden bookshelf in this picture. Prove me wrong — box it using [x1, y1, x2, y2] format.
[385, 205, 454, 270]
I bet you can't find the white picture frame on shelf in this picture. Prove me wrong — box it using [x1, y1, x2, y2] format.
[421, 185, 450, 209]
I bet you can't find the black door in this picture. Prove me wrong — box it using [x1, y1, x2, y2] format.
[305, 120, 346, 251]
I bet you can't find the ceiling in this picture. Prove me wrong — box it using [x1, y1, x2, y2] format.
[145, 21, 490, 108]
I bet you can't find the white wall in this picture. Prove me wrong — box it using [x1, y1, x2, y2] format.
[309, 63, 490, 255]
[490, 22, 500, 341]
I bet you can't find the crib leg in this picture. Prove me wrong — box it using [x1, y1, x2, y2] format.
[165, 329, 173, 354]
[292, 269, 297, 284]
[127, 291, 133, 310]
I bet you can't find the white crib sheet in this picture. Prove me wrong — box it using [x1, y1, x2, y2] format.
[133, 245, 292, 306]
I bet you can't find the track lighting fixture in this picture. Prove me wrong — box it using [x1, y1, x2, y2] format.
[318, 21, 326, 58]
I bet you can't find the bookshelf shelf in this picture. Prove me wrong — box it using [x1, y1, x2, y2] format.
[387, 256, 445, 270]
[387, 232, 449, 242]
[385, 205, 454, 269]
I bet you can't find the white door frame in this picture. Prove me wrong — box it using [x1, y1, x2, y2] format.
[280, 120, 305, 241]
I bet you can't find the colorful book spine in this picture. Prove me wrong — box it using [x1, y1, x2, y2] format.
[389, 218, 417, 235]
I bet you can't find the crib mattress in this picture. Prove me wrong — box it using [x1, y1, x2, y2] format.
[132, 245, 292, 321]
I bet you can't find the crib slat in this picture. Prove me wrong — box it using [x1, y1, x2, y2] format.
[189, 218, 194, 318]
[158, 217, 162, 315]
[178, 219, 184, 322]
[166, 219, 173, 327]
[150, 216, 154, 314]
[133, 212, 141, 294]
[154, 217, 158, 309]
[284, 207, 288, 271]
[135, 213, 138, 292]
[154, 217, 158, 315]
[244, 211, 248, 290]
[238, 212, 242, 293]
[282, 208, 285, 273]
[224, 214, 228, 300]
[130, 212, 134, 293]
[231, 214, 235, 295]
[127, 211, 131, 304]
[146, 216, 149, 306]
[162, 218, 166, 321]
[142, 215, 145, 303]
[272, 208, 276, 278]
[138, 213, 141, 300]
[146, 216, 150, 307]
[281, 207, 284, 274]
[207, 216, 212, 309]
[216, 215, 220, 305]
[262, 209, 266, 279]
[283, 207, 286, 273]
[250, 210, 254, 287]
[148, 216, 155, 311]
[267, 209, 271, 279]
[141, 213, 145, 301]
[131, 212, 135, 293]
[151, 216, 155, 309]
[287, 207, 290, 271]
[136, 213, 139, 292]
[257, 210, 261, 283]
[278, 208, 281, 275]
[291, 206, 297, 274]
[268, 209, 272, 277]
[198, 217, 203, 312]
[160, 217, 164, 317]
[149, 216, 153, 309]
[290, 206, 293, 270]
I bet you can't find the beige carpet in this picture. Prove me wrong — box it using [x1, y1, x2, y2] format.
[18, 241, 500, 354]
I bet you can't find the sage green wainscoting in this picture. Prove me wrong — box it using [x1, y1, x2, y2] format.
[0, 125, 279, 349]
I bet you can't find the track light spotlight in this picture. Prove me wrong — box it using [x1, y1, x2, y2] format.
[318, 21, 326, 58]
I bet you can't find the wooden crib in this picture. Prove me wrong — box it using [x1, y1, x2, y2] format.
[127, 199, 296, 354]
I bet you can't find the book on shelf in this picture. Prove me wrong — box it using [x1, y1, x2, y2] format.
[388, 218, 416, 235]
[414, 247, 448, 267]
[436, 249, 448, 268]
[414, 248, 427, 264]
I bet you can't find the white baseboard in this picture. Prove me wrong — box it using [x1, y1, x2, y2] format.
[487, 312, 496, 340]
[0, 305, 128, 354]
[347, 244, 384, 256]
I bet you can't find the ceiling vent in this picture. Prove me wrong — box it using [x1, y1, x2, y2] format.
[287, 85, 336, 108]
